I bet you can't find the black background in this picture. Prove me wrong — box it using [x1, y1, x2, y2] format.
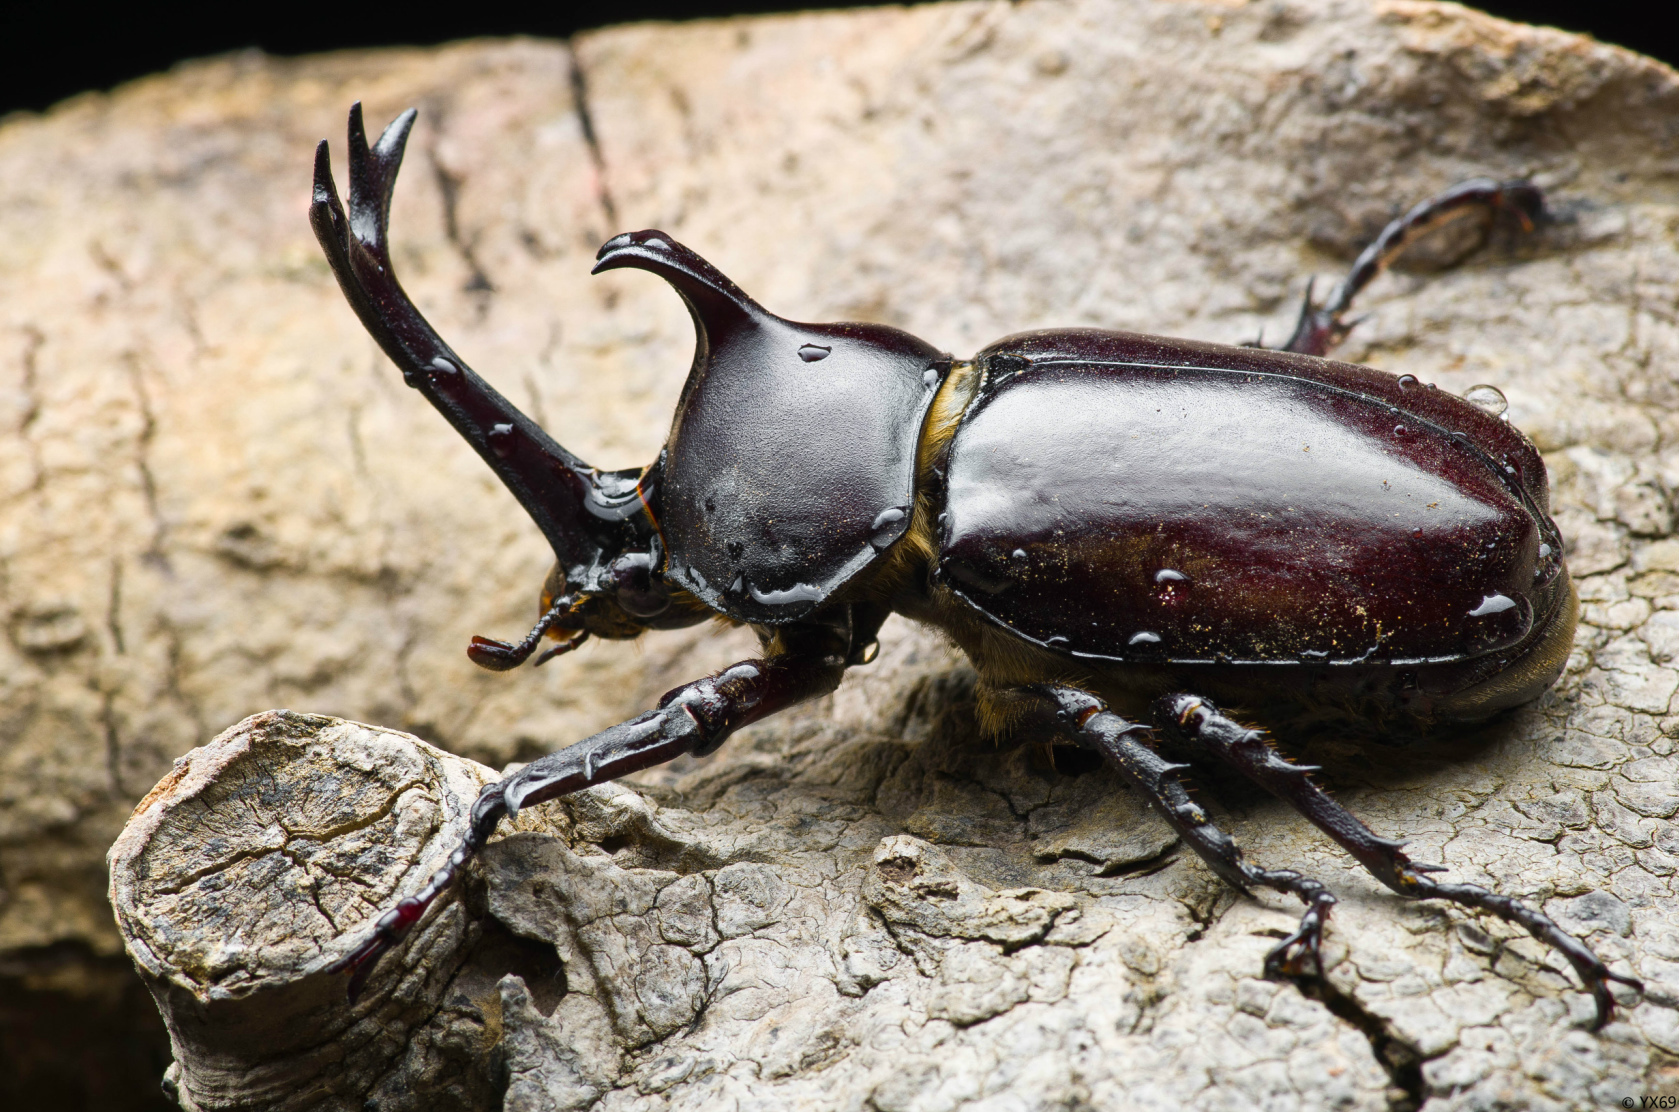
[1, 2, 1674, 117]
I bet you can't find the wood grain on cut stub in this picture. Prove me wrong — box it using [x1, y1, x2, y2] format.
[108, 711, 557, 1111]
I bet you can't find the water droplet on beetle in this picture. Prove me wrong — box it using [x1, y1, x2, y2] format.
[488, 422, 515, 457]
[1393, 424, 1407, 436]
[1045, 635, 1069, 647]
[923, 367, 941, 389]
[748, 580, 824, 606]
[1011, 548, 1027, 561]
[430, 356, 460, 375]
[1129, 631, 1161, 646]
[1154, 569, 1187, 584]
[1397, 374, 1419, 390]
[798, 343, 831, 362]
[871, 507, 906, 530]
[869, 506, 907, 547]
[1463, 383, 1508, 417]
[1468, 593, 1517, 617]
[643, 237, 671, 250]
[1538, 543, 1553, 558]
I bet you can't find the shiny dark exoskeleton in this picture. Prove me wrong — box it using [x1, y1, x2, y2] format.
[306, 105, 1640, 1025]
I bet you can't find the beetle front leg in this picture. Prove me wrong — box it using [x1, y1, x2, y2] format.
[1279, 178, 1544, 357]
[329, 620, 851, 999]
[1027, 685, 1338, 980]
[1157, 694, 1644, 1029]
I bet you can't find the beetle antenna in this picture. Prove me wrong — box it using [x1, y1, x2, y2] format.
[467, 594, 580, 671]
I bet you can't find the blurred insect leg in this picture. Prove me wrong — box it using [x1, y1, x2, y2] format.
[1281, 178, 1545, 357]
[1156, 693, 1643, 1029]
[1027, 684, 1338, 979]
[330, 619, 852, 1000]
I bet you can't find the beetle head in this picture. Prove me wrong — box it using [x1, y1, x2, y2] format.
[310, 106, 714, 672]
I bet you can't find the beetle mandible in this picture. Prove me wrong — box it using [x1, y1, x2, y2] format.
[308, 103, 1641, 1026]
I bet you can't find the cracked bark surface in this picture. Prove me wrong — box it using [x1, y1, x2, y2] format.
[0, 0, 1674, 1107]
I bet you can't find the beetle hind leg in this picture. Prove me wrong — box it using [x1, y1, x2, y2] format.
[1278, 178, 1545, 357]
[1156, 693, 1643, 1029]
[1025, 684, 1339, 982]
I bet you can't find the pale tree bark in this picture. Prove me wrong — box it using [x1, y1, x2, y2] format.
[2, 0, 1677, 1108]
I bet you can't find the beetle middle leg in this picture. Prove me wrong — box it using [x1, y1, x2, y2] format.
[1155, 693, 1643, 1029]
[1025, 684, 1339, 979]
[1279, 178, 1545, 357]
[329, 614, 858, 999]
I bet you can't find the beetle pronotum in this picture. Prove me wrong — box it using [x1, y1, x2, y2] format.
[308, 104, 1640, 1027]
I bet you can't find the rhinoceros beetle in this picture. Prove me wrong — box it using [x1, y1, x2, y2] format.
[309, 104, 1641, 1025]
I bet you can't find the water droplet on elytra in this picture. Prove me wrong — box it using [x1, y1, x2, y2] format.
[1463, 383, 1508, 417]
[798, 344, 831, 362]
[1397, 374, 1419, 390]
[1129, 631, 1161, 646]
[1011, 548, 1027, 561]
[1394, 424, 1407, 436]
[1154, 569, 1187, 584]
[1468, 593, 1517, 617]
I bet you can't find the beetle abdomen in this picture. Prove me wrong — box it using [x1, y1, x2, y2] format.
[937, 331, 1567, 667]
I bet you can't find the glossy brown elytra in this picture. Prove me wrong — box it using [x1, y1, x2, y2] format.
[307, 104, 1639, 1025]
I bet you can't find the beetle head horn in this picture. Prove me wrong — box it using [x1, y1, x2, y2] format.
[310, 104, 653, 584]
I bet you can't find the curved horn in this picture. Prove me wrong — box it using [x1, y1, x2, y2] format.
[592, 231, 777, 371]
[310, 104, 623, 571]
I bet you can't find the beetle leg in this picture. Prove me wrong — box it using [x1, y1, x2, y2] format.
[1028, 684, 1338, 980]
[1157, 694, 1643, 1030]
[1280, 178, 1545, 357]
[327, 617, 851, 1000]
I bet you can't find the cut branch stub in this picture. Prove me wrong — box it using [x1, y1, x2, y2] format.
[107, 711, 504, 1111]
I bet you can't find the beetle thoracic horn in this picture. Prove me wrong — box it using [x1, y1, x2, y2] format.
[592, 231, 775, 368]
[309, 104, 621, 573]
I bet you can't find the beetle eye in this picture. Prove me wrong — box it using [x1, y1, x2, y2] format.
[605, 552, 671, 619]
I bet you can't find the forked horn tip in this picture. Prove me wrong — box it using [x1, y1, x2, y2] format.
[311, 140, 336, 192]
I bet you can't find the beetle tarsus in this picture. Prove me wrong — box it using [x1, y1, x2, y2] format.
[1156, 693, 1643, 1030]
[1279, 178, 1546, 357]
[1030, 684, 1343, 991]
[328, 781, 508, 1001]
